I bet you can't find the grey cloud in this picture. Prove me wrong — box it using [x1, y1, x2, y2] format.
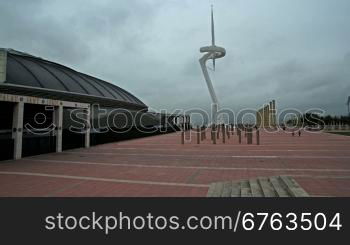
[1, 0, 349, 116]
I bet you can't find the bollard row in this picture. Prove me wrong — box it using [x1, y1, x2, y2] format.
[181, 124, 261, 145]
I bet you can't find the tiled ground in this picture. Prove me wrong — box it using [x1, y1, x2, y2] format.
[1, 129, 350, 197]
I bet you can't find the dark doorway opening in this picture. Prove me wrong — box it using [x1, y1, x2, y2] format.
[0, 101, 14, 161]
[22, 104, 56, 157]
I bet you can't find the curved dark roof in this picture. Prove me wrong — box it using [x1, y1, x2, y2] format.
[2, 49, 146, 109]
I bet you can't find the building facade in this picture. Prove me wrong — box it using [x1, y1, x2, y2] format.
[0, 48, 189, 160]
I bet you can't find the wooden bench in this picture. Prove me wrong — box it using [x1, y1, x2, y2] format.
[207, 176, 309, 197]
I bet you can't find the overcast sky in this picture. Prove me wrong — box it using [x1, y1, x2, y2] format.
[1, 0, 349, 116]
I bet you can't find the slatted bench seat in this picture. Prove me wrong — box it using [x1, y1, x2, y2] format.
[207, 176, 309, 197]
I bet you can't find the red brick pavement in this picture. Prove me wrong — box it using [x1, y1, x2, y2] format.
[0, 129, 349, 197]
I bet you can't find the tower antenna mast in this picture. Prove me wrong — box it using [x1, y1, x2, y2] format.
[199, 5, 226, 124]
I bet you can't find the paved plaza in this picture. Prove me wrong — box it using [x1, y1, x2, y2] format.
[0, 130, 350, 197]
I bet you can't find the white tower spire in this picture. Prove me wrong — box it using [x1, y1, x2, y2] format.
[199, 5, 226, 125]
[211, 4, 216, 70]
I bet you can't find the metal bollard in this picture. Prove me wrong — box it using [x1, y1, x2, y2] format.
[213, 125, 217, 144]
[197, 126, 200, 144]
[200, 126, 204, 141]
[181, 131, 184, 145]
[227, 125, 230, 139]
[238, 129, 241, 144]
[222, 124, 226, 144]
[217, 124, 220, 139]
[247, 128, 253, 144]
[256, 129, 260, 145]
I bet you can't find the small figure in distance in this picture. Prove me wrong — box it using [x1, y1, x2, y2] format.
[292, 131, 295, 136]
[298, 130, 301, 137]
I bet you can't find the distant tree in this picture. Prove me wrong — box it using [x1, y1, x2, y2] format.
[290, 114, 350, 127]
[324, 115, 332, 125]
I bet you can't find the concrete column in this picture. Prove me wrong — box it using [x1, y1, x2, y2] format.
[0, 48, 7, 83]
[269, 101, 273, 127]
[12, 101, 24, 160]
[85, 107, 91, 148]
[54, 105, 63, 152]
[263, 104, 269, 128]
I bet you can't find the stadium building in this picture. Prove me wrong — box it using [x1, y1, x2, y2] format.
[0, 48, 190, 161]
